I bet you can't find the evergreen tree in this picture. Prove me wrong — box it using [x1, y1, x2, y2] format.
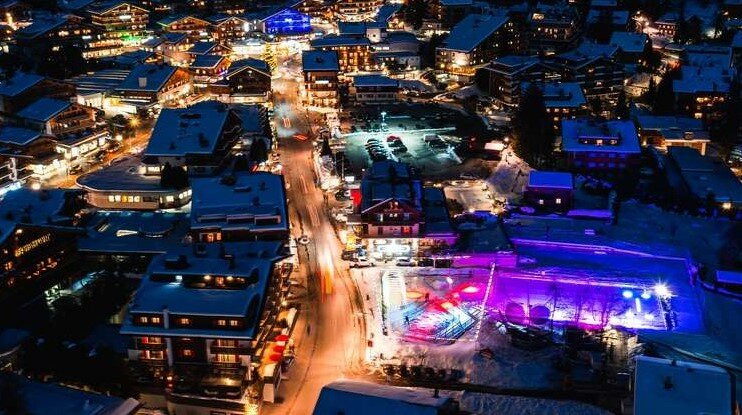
[653, 70, 676, 115]
[262, 45, 277, 72]
[249, 138, 269, 162]
[718, 78, 741, 161]
[513, 84, 554, 168]
[616, 89, 630, 119]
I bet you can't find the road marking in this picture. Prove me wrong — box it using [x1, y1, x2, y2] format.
[307, 204, 320, 228]
[299, 175, 308, 194]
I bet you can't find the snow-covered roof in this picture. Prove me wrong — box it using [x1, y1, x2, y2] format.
[121, 241, 283, 329]
[69, 68, 129, 95]
[373, 3, 401, 22]
[684, 44, 733, 68]
[586, 8, 629, 26]
[528, 171, 573, 189]
[311, 34, 370, 48]
[79, 210, 190, 254]
[668, 146, 742, 203]
[313, 380, 455, 415]
[86, 1, 145, 14]
[0, 72, 44, 97]
[16, 97, 71, 122]
[610, 32, 649, 54]
[187, 41, 228, 56]
[190, 54, 226, 69]
[0, 188, 79, 244]
[16, 14, 69, 38]
[673, 65, 733, 94]
[230, 104, 266, 134]
[559, 42, 619, 66]
[117, 64, 179, 92]
[634, 355, 733, 415]
[190, 172, 288, 234]
[489, 55, 543, 74]
[353, 74, 398, 87]
[0, 126, 46, 146]
[523, 81, 585, 108]
[302, 50, 340, 72]
[145, 101, 231, 157]
[439, 0, 472, 6]
[226, 58, 271, 78]
[76, 155, 170, 191]
[561, 118, 641, 154]
[439, 13, 509, 53]
[635, 115, 705, 135]
[0, 373, 139, 415]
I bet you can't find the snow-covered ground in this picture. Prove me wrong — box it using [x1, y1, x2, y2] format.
[458, 392, 612, 415]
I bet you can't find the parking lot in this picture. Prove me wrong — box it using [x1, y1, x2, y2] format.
[343, 129, 462, 177]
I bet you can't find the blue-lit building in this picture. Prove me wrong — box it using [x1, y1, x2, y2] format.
[263, 8, 311, 36]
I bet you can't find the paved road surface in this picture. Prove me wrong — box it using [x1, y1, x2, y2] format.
[263, 57, 366, 414]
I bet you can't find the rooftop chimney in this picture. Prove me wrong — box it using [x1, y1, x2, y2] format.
[138, 77, 147, 88]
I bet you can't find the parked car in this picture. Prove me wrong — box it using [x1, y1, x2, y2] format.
[395, 257, 416, 267]
[350, 257, 375, 268]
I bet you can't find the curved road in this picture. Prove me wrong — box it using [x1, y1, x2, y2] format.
[264, 60, 366, 414]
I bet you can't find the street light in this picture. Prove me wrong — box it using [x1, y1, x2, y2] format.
[380, 111, 387, 124]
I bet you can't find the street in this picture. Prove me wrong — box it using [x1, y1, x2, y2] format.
[263, 53, 367, 414]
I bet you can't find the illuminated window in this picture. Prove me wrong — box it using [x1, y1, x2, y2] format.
[108, 195, 115, 202]
[215, 353, 237, 363]
[229, 320, 239, 327]
[151, 316, 161, 324]
[139, 316, 149, 323]
[179, 318, 191, 325]
[555, 198, 562, 204]
[217, 319, 226, 326]
[182, 349, 193, 357]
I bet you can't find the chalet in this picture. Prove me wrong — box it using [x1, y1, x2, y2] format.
[120, 241, 293, 411]
[528, 2, 581, 53]
[610, 32, 651, 66]
[333, 0, 383, 21]
[0, 72, 76, 115]
[347, 160, 455, 255]
[673, 65, 733, 123]
[14, 14, 93, 53]
[86, 1, 149, 50]
[523, 171, 574, 212]
[210, 58, 272, 103]
[0, 0, 31, 26]
[15, 98, 96, 137]
[654, 13, 678, 38]
[524, 82, 586, 131]
[551, 42, 625, 100]
[142, 101, 242, 176]
[207, 14, 248, 42]
[302, 50, 340, 108]
[157, 14, 212, 43]
[479, 55, 560, 106]
[351, 74, 398, 104]
[0, 188, 86, 304]
[666, 147, 742, 213]
[436, 13, 514, 81]
[635, 115, 709, 154]
[113, 64, 193, 111]
[561, 118, 641, 171]
[0, 126, 64, 184]
[311, 34, 373, 73]
[190, 172, 288, 243]
[428, 0, 474, 29]
[189, 54, 230, 86]
[186, 41, 231, 59]
[141, 32, 192, 66]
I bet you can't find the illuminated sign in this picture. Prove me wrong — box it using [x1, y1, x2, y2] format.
[14, 234, 51, 257]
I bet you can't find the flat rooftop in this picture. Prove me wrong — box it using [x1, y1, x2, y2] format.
[79, 210, 190, 254]
[439, 13, 509, 53]
[562, 118, 641, 154]
[76, 155, 170, 192]
[145, 101, 232, 157]
[190, 172, 288, 234]
[302, 50, 340, 72]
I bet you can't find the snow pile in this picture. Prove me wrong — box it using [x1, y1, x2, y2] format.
[459, 392, 612, 415]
